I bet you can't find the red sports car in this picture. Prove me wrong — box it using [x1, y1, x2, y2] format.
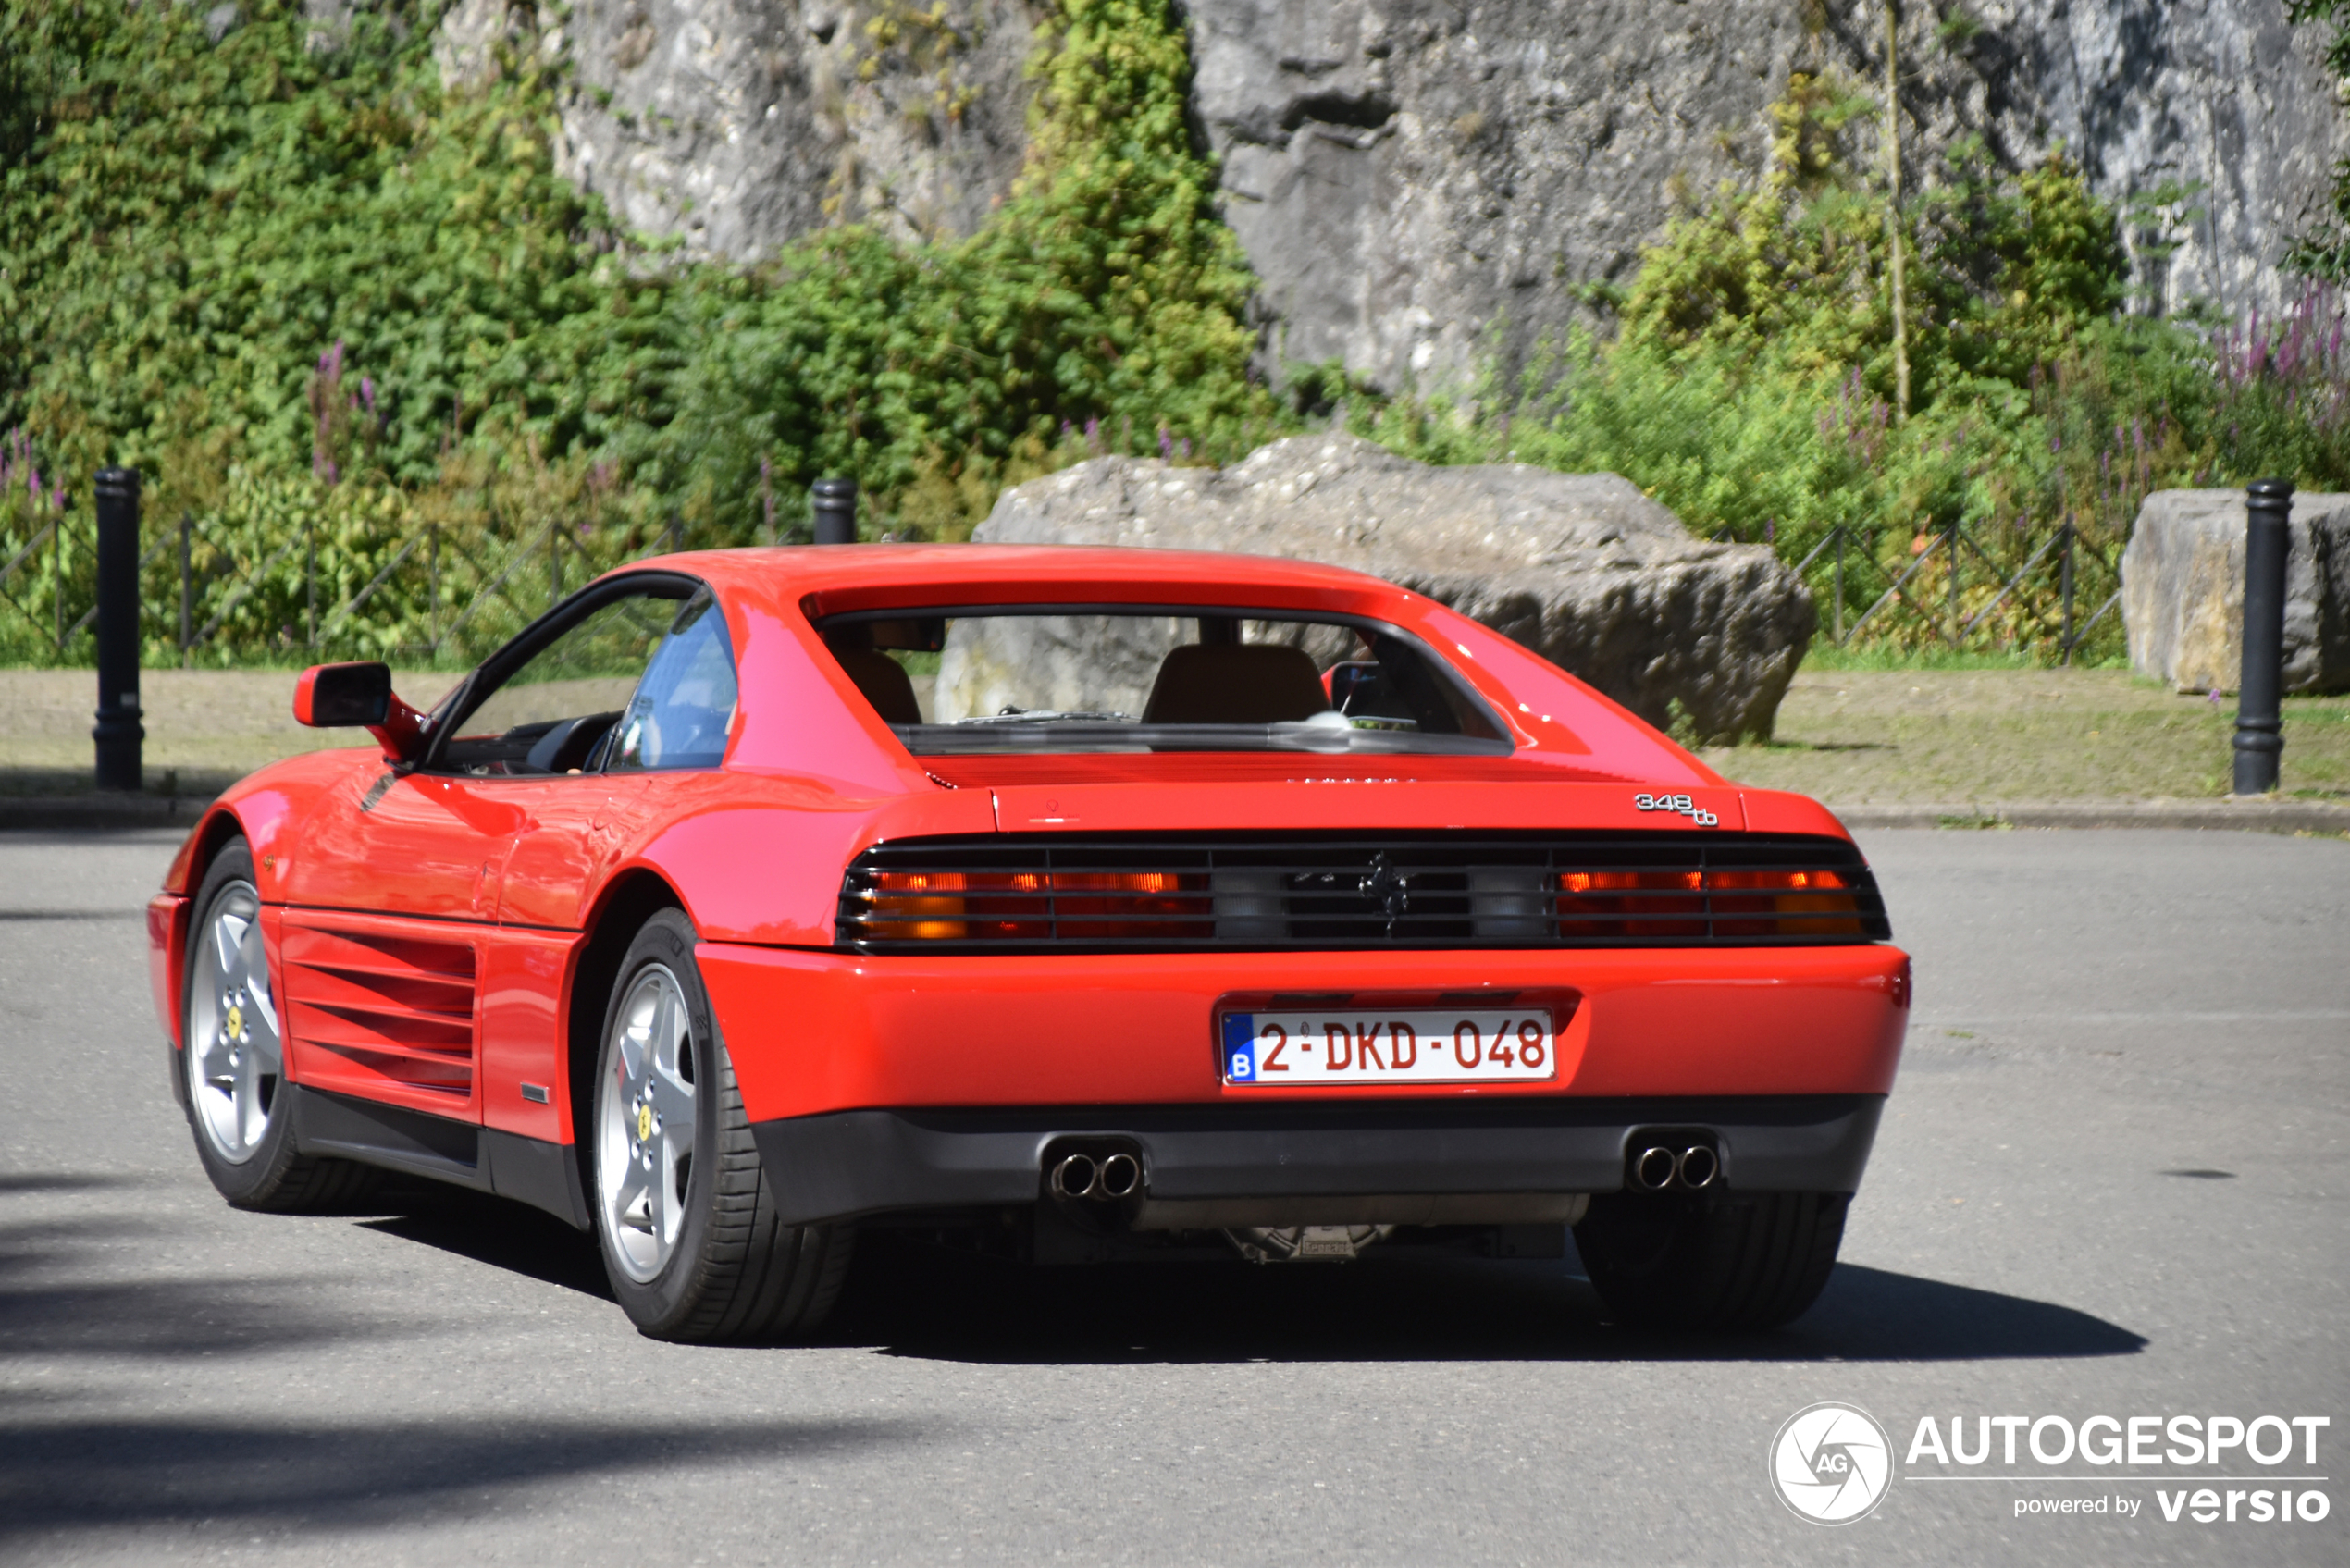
[148, 546, 1908, 1341]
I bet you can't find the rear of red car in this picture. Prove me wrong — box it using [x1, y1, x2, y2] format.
[699, 556, 1910, 1327]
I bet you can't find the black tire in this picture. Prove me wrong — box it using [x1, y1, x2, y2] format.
[1573, 1189, 1849, 1330]
[180, 838, 377, 1212]
[589, 907, 853, 1342]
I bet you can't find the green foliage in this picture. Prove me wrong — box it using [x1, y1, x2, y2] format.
[1362, 300, 2342, 661]
[0, 417, 661, 667]
[0, 0, 661, 506]
[0, 0, 1272, 556]
[1618, 75, 2125, 410]
[1358, 77, 2345, 662]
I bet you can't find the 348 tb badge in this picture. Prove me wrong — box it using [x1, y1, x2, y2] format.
[1634, 792, 1721, 827]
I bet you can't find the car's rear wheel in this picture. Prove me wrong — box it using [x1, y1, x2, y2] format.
[181, 838, 377, 1211]
[1573, 1189, 1848, 1330]
[591, 908, 853, 1342]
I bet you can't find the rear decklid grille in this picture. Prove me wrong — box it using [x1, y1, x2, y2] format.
[836, 833, 1890, 951]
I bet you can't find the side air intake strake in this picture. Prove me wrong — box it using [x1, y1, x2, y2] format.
[835, 833, 1891, 952]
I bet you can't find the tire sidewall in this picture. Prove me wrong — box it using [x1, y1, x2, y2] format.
[181, 838, 303, 1202]
[592, 908, 726, 1333]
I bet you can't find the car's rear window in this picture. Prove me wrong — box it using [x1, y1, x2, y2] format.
[812, 606, 1511, 757]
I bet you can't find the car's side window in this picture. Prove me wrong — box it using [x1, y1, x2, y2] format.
[607, 591, 738, 772]
[436, 587, 686, 776]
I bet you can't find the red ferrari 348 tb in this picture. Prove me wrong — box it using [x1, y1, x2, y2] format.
[147, 546, 1908, 1341]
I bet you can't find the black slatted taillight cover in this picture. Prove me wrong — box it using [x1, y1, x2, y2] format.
[835, 833, 1892, 952]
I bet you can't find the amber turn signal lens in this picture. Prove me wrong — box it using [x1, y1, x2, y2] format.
[1707, 867, 1863, 936]
[1706, 870, 1849, 892]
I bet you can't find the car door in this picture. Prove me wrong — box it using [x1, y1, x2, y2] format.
[484, 586, 742, 1146]
[278, 575, 695, 1124]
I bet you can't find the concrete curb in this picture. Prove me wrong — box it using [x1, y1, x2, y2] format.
[0, 794, 221, 831]
[1833, 799, 2350, 834]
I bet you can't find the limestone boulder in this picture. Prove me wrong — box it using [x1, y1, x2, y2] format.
[2121, 489, 2350, 695]
[966, 435, 1815, 743]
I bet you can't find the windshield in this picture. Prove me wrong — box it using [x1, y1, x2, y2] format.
[814, 606, 1511, 757]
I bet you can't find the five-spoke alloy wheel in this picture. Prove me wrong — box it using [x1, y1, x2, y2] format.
[597, 962, 699, 1281]
[187, 868, 281, 1165]
[591, 908, 853, 1341]
[179, 839, 375, 1211]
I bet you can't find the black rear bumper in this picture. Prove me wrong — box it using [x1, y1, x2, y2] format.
[751, 1094, 1885, 1227]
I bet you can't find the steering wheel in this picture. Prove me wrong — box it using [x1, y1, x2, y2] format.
[524, 710, 623, 774]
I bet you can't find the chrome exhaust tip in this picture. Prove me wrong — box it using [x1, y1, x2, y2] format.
[1632, 1146, 1679, 1191]
[1096, 1152, 1142, 1200]
[1051, 1153, 1100, 1201]
[1676, 1145, 1719, 1190]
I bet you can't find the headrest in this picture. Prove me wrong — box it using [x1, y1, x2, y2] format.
[1141, 643, 1332, 725]
[835, 648, 922, 726]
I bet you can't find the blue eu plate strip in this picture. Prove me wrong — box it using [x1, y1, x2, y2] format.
[1221, 1013, 1256, 1081]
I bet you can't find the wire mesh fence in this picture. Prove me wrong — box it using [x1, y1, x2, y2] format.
[0, 476, 688, 670]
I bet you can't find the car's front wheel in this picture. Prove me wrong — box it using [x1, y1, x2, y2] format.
[591, 907, 853, 1341]
[181, 838, 377, 1211]
[1573, 1189, 1848, 1330]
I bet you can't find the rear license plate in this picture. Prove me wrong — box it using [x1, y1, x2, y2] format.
[1220, 1008, 1558, 1086]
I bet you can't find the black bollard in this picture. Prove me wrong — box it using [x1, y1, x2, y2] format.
[93, 467, 145, 791]
[2232, 477, 2294, 796]
[810, 476, 858, 545]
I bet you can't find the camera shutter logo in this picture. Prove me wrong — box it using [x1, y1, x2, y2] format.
[1770, 1402, 1895, 1525]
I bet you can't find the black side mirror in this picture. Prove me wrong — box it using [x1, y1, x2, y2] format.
[294, 661, 391, 727]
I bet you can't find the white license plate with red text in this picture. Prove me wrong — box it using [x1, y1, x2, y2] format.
[1220, 1008, 1557, 1086]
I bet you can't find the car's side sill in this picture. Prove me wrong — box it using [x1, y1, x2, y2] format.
[289, 1085, 591, 1230]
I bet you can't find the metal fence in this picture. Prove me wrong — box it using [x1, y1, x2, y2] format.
[1784, 519, 2125, 661]
[5, 483, 2127, 668]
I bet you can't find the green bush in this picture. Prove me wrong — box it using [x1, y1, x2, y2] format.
[0, 0, 1271, 547]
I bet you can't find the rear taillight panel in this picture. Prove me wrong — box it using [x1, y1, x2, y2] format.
[836, 833, 1891, 952]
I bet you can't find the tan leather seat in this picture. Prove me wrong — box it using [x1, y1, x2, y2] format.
[1142, 643, 1331, 725]
[835, 648, 922, 725]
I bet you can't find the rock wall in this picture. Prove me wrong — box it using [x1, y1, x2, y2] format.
[1185, 0, 2348, 391]
[454, 0, 2346, 389]
[462, 0, 1043, 253]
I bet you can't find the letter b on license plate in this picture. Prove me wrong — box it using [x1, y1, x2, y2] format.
[1221, 1008, 1557, 1086]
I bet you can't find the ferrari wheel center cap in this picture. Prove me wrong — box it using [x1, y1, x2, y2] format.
[225, 1002, 244, 1041]
[636, 1100, 654, 1142]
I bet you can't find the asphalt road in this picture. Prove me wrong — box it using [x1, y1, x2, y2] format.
[2, 827, 2344, 1566]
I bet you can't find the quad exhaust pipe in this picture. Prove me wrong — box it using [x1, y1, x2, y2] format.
[1630, 1141, 1719, 1191]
